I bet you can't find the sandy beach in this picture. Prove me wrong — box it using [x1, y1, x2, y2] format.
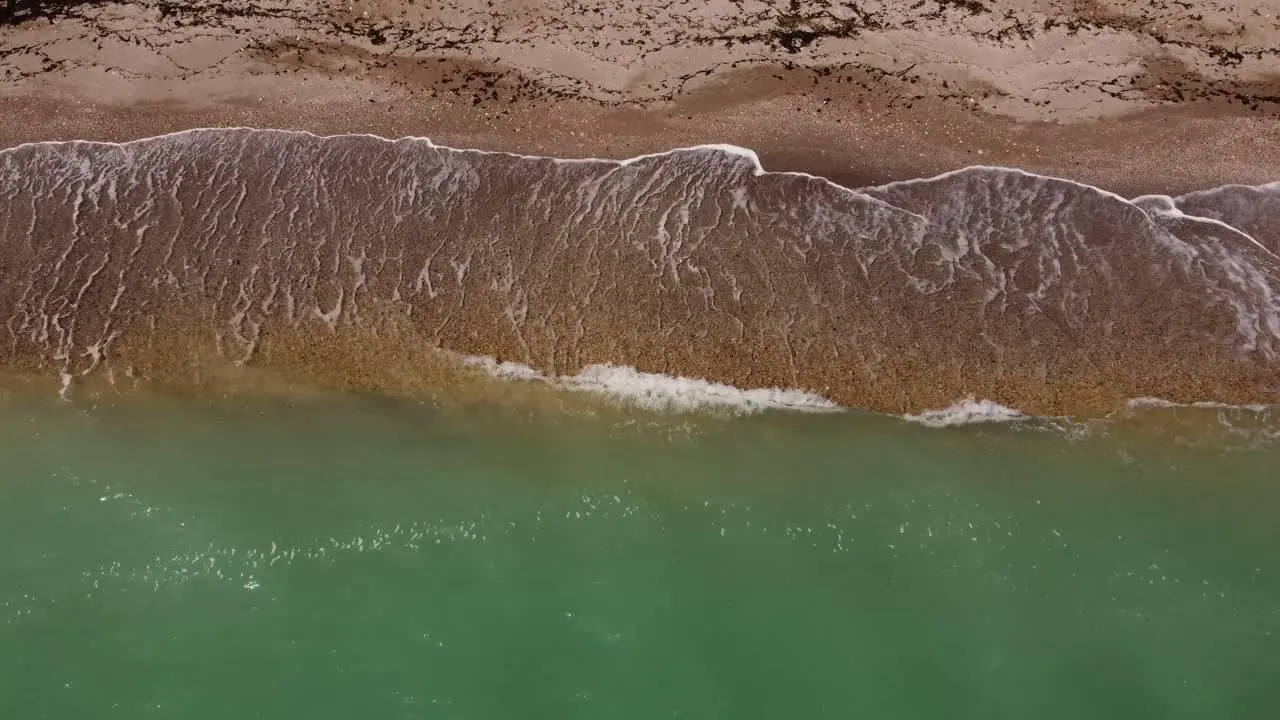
[2, 0, 1279, 193]
[2, 1, 1279, 416]
[6, 9, 1280, 719]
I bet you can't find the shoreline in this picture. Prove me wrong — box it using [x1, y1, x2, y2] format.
[4, 90, 1279, 199]
[3, 0, 1280, 197]
[10, 123, 1273, 201]
[2, 355, 1275, 451]
[3, 126, 1278, 418]
[2, 1, 1279, 420]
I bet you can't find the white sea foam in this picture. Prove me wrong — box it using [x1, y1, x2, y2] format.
[861, 164, 1141, 210]
[8, 128, 926, 220]
[1126, 397, 1272, 413]
[1126, 396, 1180, 409]
[458, 353, 837, 414]
[12, 128, 1270, 236]
[459, 354, 545, 382]
[1174, 181, 1280, 202]
[560, 364, 838, 413]
[868, 167, 1277, 254]
[903, 398, 1027, 428]
[1133, 193, 1276, 256]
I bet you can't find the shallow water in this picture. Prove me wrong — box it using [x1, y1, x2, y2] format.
[3, 393, 1278, 719]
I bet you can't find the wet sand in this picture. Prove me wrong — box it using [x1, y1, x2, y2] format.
[1, 1, 1279, 416]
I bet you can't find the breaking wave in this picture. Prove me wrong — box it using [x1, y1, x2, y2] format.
[459, 354, 838, 414]
[0, 128, 1277, 417]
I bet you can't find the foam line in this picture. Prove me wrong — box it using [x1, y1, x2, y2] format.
[11, 128, 1277, 241]
[461, 351, 1052, 425]
[860, 164, 1141, 208]
[1174, 181, 1280, 200]
[458, 353, 838, 414]
[864, 163, 1278, 257]
[9, 128, 1274, 217]
[903, 398, 1028, 428]
[1127, 397, 1272, 413]
[1133, 194, 1276, 257]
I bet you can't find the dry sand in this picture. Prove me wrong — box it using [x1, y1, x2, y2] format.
[2, 0, 1279, 194]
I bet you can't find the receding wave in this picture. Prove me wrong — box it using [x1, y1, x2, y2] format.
[1, 128, 1277, 416]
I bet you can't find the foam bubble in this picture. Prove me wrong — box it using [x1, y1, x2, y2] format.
[1126, 396, 1180, 409]
[458, 353, 837, 414]
[903, 398, 1027, 428]
[561, 364, 838, 413]
[1127, 397, 1272, 413]
[459, 354, 545, 382]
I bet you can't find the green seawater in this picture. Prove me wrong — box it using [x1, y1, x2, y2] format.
[2, 392, 1279, 719]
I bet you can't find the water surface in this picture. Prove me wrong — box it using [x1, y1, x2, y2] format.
[3, 394, 1277, 719]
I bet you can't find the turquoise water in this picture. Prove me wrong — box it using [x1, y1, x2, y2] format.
[2, 393, 1279, 719]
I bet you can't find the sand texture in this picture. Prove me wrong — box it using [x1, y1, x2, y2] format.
[1, 1, 1279, 415]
